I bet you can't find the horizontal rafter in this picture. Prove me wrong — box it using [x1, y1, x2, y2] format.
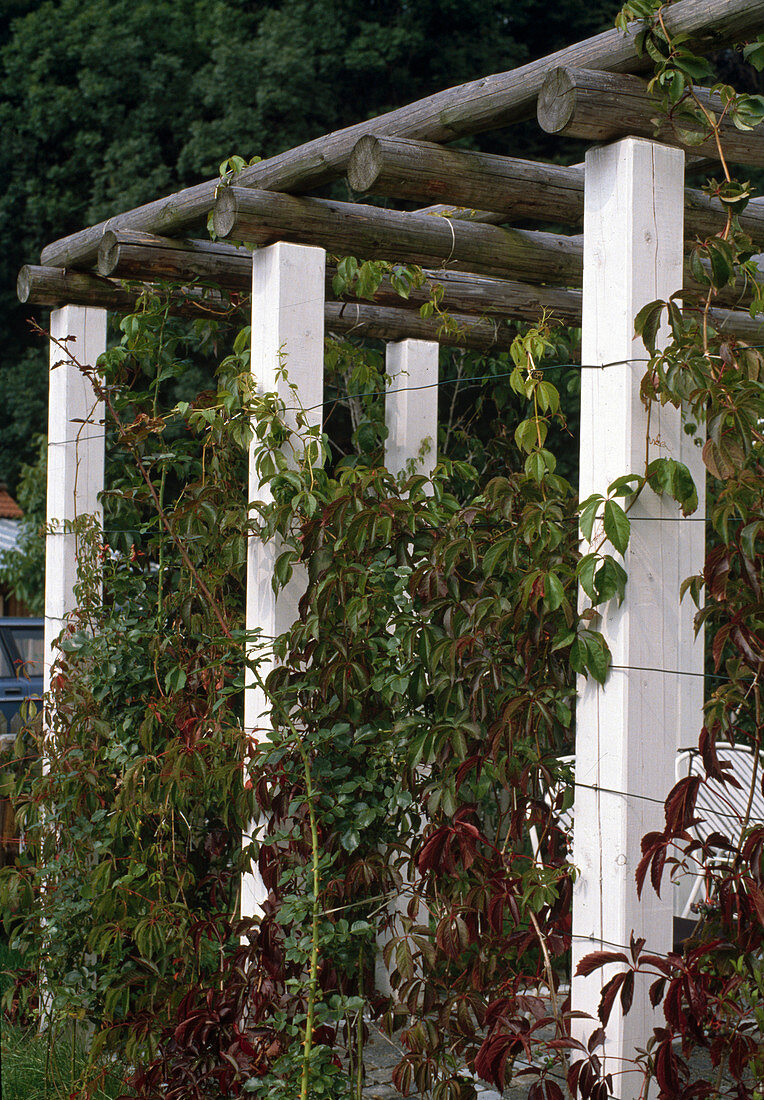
[350, 136, 764, 247]
[19, 263, 762, 347]
[538, 67, 764, 167]
[37, 0, 764, 271]
[98, 231, 253, 289]
[348, 137, 585, 225]
[212, 189, 584, 284]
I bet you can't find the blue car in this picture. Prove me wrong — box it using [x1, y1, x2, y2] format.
[0, 618, 43, 741]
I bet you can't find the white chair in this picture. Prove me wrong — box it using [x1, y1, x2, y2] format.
[529, 744, 763, 925]
[673, 742, 764, 921]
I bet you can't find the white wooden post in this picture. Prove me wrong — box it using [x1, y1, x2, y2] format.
[243, 242, 325, 919]
[45, 306, 107, 697]
[385, 339, 439, 478]
[572, 138, 704, 1096]
[376, 338, 439, 994]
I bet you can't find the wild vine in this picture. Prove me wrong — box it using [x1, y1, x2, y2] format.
[0, 4, 761, 1100]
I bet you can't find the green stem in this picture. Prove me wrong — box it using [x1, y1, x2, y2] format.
[253, 669, 321, 1100]
[356, 943, 364, 1100]
[299, 746, 321, 1100]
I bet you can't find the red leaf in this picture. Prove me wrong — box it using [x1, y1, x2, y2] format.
[575, 950, 628, 977]
[619, 970, 634, 1016]
[655, 1038, 685, 1094]
[649, 977, 667, 1007]
[598, 972, 625, 1026]
[664, 776, 702, 834]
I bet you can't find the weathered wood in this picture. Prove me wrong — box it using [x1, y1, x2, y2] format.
[39, 0, 764, 270]
[98, 230, 252, 289]
[214, 189, 584, 284]
[326, 301, 519, 351]
[344, 268, 585, 321]
[18, 265, 238, 318]
[539, 67, 764, 167]
[349, 136, 585, 225]
[20, 261, 761, 339]
[413, 205, 508, 224]
[355, 137, 764, 246]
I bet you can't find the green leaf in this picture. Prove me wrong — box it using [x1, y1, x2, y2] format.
[577, 553, 598, 602]
[603, 499, 630, 556]
[634, 300, 665, 354]
[579, 494, 603, 542]
[544, 572, 565, 611]
[164, 666, 187, 694]
[584, 631, 611, 684]
[341, 828, 361, 853]
[594, 556, 628, 605]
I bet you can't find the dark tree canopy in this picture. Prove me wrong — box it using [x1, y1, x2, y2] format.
[0, 0, 622, 487]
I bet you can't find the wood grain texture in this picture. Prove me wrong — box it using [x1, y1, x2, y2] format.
[326, 301, 518, 351]
[214, 188, 584, 285]
[539, 66, 764, 167]
[18, 264, 239, 318]
[350, 135, 764, 245]
[348, 136, 585, 225]
[38, 0, 764, 269]
[98, 230, 252, 290]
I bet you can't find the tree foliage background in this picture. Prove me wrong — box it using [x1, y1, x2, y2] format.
[0, 0, 630, 488]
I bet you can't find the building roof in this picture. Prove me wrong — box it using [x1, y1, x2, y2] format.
[0, 485, 22, 521]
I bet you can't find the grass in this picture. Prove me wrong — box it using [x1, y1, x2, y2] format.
[1, 1022, 127, 1100]
[0, 939, 127, 1100]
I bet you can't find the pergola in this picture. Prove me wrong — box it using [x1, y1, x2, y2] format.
[18, 0, 764, 1094]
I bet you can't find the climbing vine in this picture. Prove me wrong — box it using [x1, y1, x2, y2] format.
[0, 5, 762, 1100]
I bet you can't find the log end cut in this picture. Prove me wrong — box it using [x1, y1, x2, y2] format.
[17, 265, 35, 304]
[537, 67, 577, 135]
[347, 135, 384, 193]
[212, 188, 239, 239]
[98, 230, 121, 277]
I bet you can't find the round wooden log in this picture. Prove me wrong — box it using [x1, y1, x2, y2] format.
[17, 265, 240, 319]
[354, 136, 764, 246]
[98, 230, 253, 290]
[38, 0, 764, 270]
[213, 189, 584, 285]
[336, 269, 583, 323]
[538, 67, 764, 167]
[325, 301, 522, 351]
[706, 305, 764, 343]
[19, 264, 761, 347]
[348, 136, 585, 225]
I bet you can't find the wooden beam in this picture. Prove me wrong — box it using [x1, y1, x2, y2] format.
[17, 265, 239, 319]
[213, 189, 584, 285]
[20, 262, 761, 343]
[326, 301, 520, 352]
[346, 268, 584, 321]
[98, 230, 252, 289]
[102, 215, 756, 311]
[38, 0, 764, 270]
[352, 136, 764, 247]
[538, 67, 764, 167]
[348, 137, 584, 225]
